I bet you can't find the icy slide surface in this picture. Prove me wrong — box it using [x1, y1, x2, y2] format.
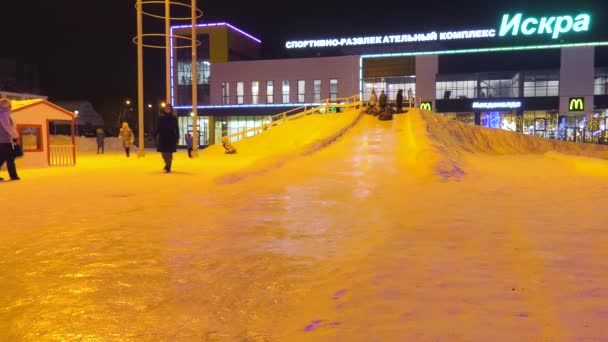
[2, 109, 608, 340]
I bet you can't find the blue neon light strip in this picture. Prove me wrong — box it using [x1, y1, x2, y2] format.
[174, 103, 319, 110]
[171, 22, 262, 43]
[169, 22, 262, 105]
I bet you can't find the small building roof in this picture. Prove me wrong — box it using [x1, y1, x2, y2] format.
[11, 99, 76, 119]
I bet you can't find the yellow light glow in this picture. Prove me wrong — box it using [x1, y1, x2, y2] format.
[161, 102, 166, 108]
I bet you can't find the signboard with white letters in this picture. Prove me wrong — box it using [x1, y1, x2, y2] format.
[285, 12, 594, 50]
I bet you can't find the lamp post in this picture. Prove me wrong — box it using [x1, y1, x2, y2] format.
[74, 110, 79, 136]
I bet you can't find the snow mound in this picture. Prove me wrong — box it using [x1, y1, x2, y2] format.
[406, 109, 608, 181]
[203, 109, 363, 183]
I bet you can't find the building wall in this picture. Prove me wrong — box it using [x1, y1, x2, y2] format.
[415, 55, 439, 106]
[560, 47, 595, 114]
[210, 55, 360, 105]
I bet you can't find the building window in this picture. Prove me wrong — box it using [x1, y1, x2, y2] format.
[329, 79, 338, 100]
[363, 76, 416, 102]
[17, 124, 43, 152]
[297, 80, 306, 103]
[222, 82, 230, 105]
[177, 59, 210, 85]
[313, 80, 322, 102]
[236, 82, 244, 104]
[266, 81, 273, 104]
[282, 80, 290, 103]
[595, 68, 608, 95]
[252, 81, 259, 104]
[523, 71, 559, 97]
[436, 72, 521, 100]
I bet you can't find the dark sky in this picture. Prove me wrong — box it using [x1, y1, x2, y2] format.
[1, 0, 606, 117]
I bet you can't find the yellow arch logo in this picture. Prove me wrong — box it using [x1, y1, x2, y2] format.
[420, 102, 433, 111]
[569, 97, 585, 112]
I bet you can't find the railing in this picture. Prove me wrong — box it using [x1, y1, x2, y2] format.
[220, 95, 362, 144]
[49, 145, 76, 166]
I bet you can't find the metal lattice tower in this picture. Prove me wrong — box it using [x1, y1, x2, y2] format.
[132, 0, 203, 157]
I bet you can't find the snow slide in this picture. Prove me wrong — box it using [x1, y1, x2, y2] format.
[202, 108, 363, 183]
[404, 109, 608, 181]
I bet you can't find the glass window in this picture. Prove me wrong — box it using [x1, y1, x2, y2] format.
[595, 69, 608, 95]
[298, 80, 306, 103]
[177, 59, 211, 85]
[282, 80, 290, 103]
[252, 81, 259, 104]
[222, 82, 230, 105]
[313, 80, 322, 102]
[236, 82, 244, 104]
[330, 79, 338, 100]
[266, 81, 274, 104]
[523, 71, 560, 97]
[18, 125, 43, 151]
[363, 76, 416, 103]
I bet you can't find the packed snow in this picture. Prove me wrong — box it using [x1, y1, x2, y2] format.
[1, 108, 608, 340]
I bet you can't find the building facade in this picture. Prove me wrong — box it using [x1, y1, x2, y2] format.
[171, 8, 608, 146]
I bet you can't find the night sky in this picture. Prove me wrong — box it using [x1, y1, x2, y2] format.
[1, 0, 606, 118]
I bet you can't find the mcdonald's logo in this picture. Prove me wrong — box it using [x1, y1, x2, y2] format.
[568, 97, 585, 112]
[420, 101, 433, 111]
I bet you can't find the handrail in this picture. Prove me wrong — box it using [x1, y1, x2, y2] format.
[219, 94, 361, 144]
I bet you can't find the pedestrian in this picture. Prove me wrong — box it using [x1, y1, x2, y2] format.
[154, 103, 179, 173]
[407, 88, 413, 104]
[119, 122, 134, 157]
[0, 99, 20, 181]
[96, 128, 105, 154]
[185, 132, 193, 158]
[379, 90, 387, 112]
[396, 89, 404, 113]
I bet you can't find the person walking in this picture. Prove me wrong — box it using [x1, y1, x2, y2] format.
[96, 128, 105, 154]
[185, 132, 193, 158]
[396, 89, 404, 113]
[155, 104, 179, 173]
[119, 122, 134, 157]
[0, 99, 20, 181]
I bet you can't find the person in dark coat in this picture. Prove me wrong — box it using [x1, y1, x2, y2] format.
[378, 90, 387, 111]
[185, 132, 193, 158]
[154, 104, 179, 173]
[95, 128, 105, 154]
[396, 89, 404, 113]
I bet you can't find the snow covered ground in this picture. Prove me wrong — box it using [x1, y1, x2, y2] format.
[1, 108, 608, 340]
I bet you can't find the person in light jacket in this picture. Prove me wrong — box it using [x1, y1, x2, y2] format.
[0, 99, 20, 181]
[119, 122, 134, 157]
[154, 104, 179, 173]
[367, 89, 378, 114]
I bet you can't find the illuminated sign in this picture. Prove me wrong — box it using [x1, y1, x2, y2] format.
[420, 102, 433, 111]
[499, 13, 590, 39]
[472, 101, 522, 109]
[285, 12, 593, 49]
[285, 29, 496, 49]
[568, 97, 585, 111]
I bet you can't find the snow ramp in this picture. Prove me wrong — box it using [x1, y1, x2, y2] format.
[405, 109, 608, 181]
[203, 108, 363, 183]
